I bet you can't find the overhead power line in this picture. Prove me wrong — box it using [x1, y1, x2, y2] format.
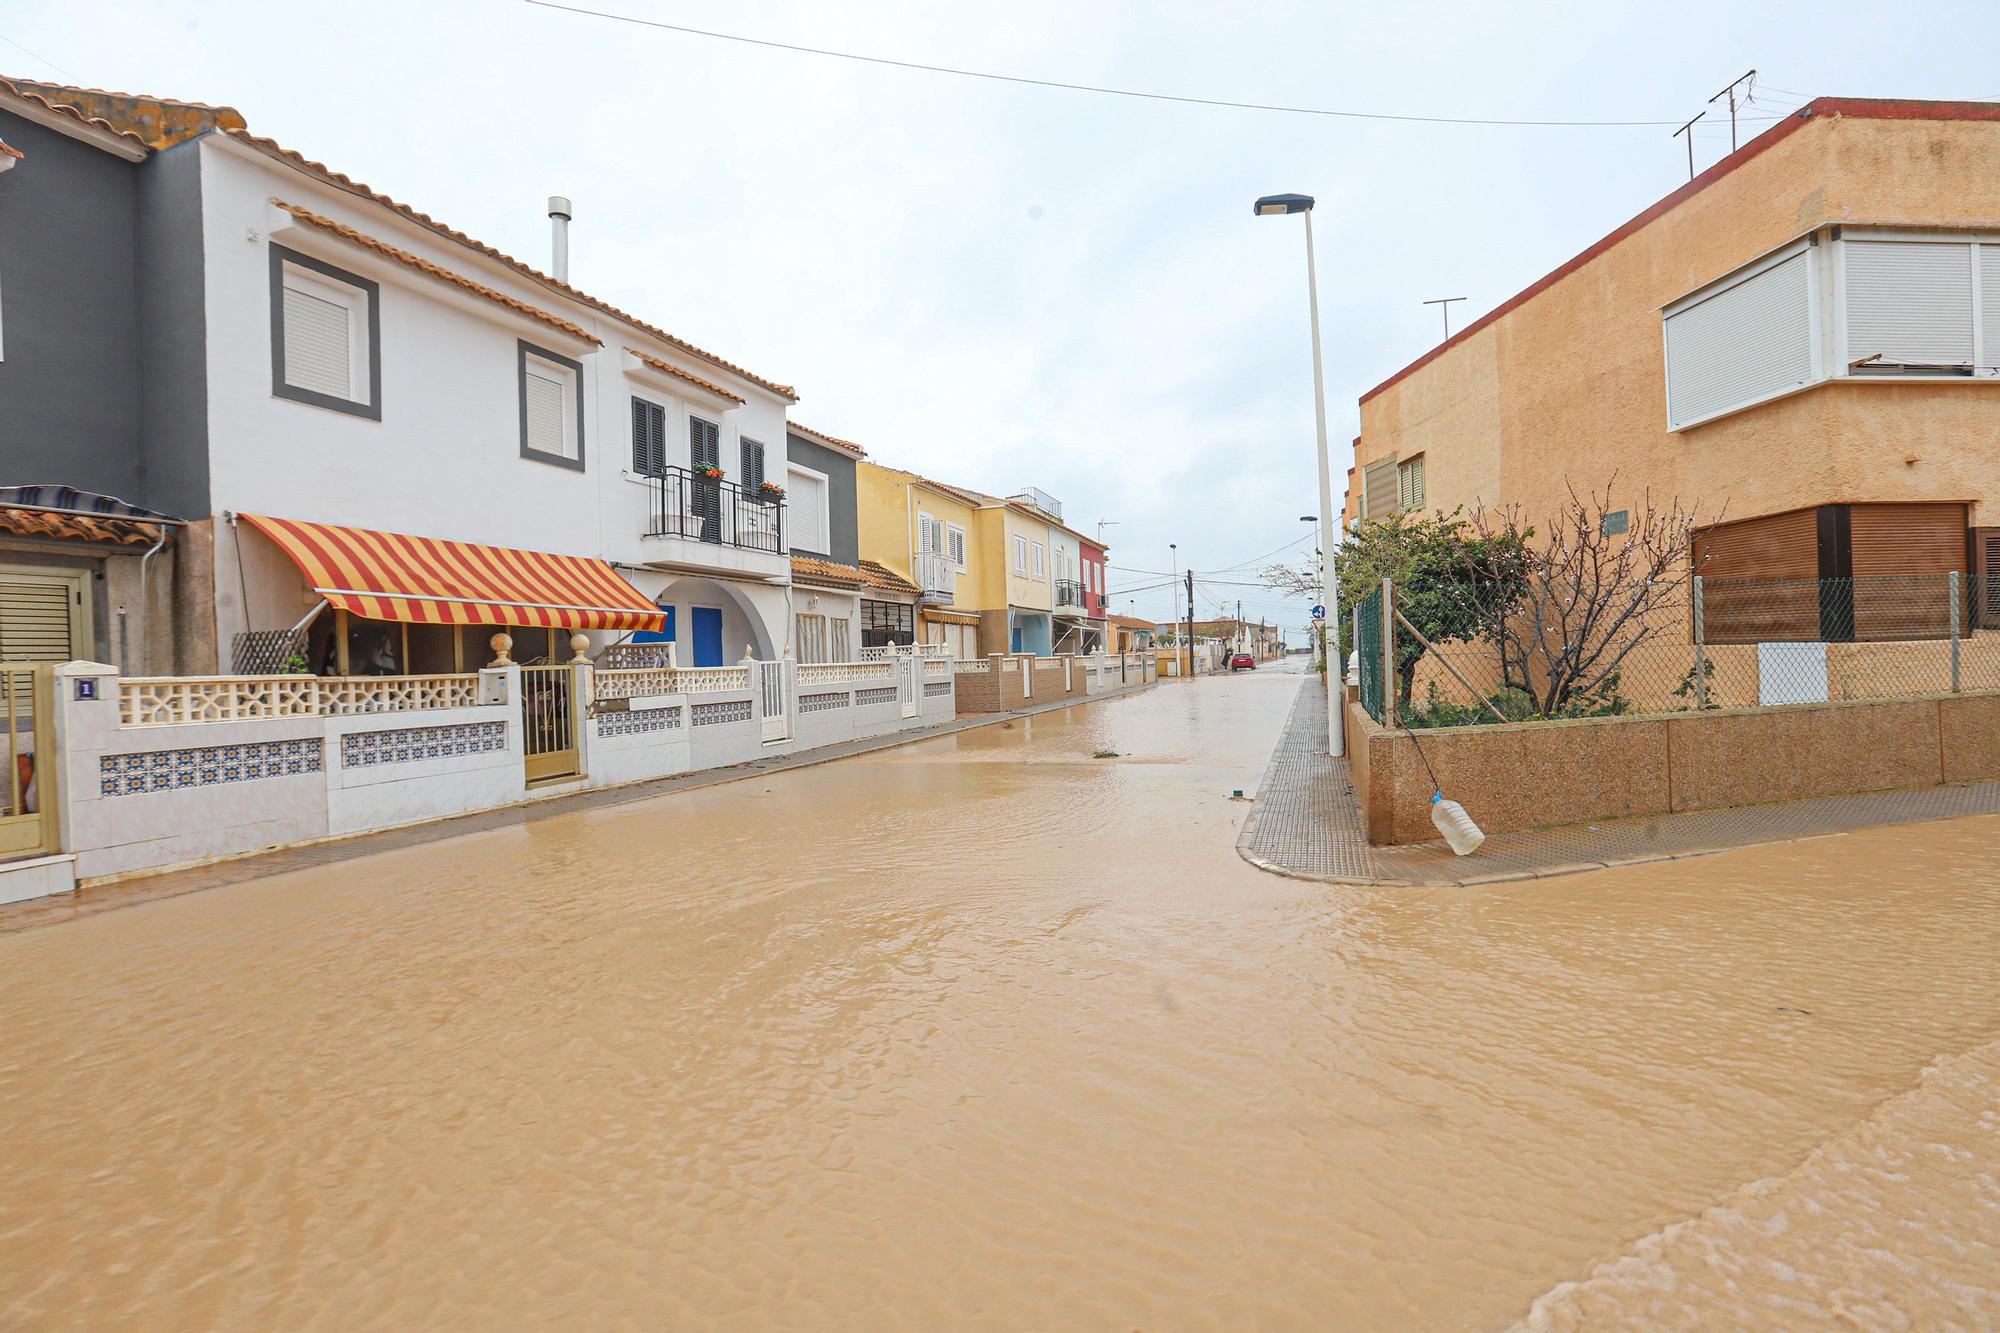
[523, 1, 1786, 130]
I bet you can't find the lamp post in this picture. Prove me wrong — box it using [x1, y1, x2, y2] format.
[1299, 514, 1322, 670]
[1256, 192, 1342, 757]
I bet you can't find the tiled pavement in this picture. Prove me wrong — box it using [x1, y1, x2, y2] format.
[1240, 677, 2000, 888]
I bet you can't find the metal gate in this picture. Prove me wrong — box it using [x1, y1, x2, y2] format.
[898, 656, 920, 719]
[757, 660, 789, 742]
[520, 663, 580, 783]
[0, 665, 55, 860]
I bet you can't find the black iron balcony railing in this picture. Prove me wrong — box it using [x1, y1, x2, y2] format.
[1054, 578, 1087, 609]
[643, 466, 785, 554]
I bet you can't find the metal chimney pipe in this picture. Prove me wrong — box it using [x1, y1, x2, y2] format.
[547, 195, 572, 283]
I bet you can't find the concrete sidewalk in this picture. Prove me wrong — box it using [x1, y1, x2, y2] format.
[1239, 677, 2000, 888]
[0, 680, 1156, 934]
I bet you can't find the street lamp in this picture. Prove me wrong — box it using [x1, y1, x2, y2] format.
[1256, 191, 1342, 757]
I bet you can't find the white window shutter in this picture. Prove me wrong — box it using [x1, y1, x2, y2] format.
[283, 283, 353, 398]
[789, 469, 826, 552]
[1845, 239, 1975, 367]
[1980, 244, 2000, 372]
[524, 368, 568, 456]
[1663, 249, 1814, 429]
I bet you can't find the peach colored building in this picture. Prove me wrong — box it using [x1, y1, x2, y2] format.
[1344, 98, 2000, 636]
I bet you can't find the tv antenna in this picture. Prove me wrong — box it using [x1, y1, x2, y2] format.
[1708, 69, 1757, 152]
[1672, 111, 1706, 180]
[1423, 296, 1467, 340]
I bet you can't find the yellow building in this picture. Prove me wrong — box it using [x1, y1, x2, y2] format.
[1345, 97, 2000, 634]
[854, 460, 985, 656]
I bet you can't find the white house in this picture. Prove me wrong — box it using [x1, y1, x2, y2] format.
[3, 81, 804, 676]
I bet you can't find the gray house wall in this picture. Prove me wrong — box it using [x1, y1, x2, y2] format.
[0, 110, 143, 499]
[785, 432, 858, 566]
[133, 140, 209, 519]
[0, 111, 209, 518]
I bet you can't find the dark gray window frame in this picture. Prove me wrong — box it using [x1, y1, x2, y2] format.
[517, 340, 586, 472]
[269, 243, 382, 420]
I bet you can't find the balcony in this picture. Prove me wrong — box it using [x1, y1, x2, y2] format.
[1054, 578, 1087, 611]
[643, 466, 785, 554]
[918, 552, 956, 605]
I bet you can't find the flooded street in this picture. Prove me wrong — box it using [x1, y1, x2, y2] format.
[3, 670, 1997, 1329]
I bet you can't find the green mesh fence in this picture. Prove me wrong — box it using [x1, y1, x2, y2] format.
[1355, 585, 1385, 723]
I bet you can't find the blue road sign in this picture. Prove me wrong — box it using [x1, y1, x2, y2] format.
[1310, 605, 1326, 620]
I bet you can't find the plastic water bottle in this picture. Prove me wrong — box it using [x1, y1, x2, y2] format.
[1430, 792, 1485, 856]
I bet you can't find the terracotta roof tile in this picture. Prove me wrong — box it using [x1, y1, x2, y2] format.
[791, 554, 866, 588]
[624, 347, 744, 403]
[857, 559, 922, 595]
[1, 79, 240, 149]
[1106, 614, 1155, 630]
[0, 138, 19, 160]
[0, 75, 149, 150]
[787, 421, 867, 458]
[0, 507, 166, 547]
[273, 199, 599, 344]
[229, 129, 798, 402]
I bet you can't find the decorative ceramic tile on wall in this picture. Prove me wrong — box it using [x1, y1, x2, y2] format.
[691, 700, 753, 727]
[99, 737, 323, 798]
[924, 682, 953, 697]
[340, 721, 508, 768]
[798, 692, 849, 714]
[856, 687, 897, 707]
[598, 706, 683, 737]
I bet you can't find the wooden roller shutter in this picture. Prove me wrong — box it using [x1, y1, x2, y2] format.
[1692, 508, 1820, 643]
[1849, 502, 1968, 640]
[1362, 455, 1399, 521]
[1975, 528, 2000, 630]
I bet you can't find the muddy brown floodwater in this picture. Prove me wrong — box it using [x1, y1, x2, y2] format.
[2, 671, 1997, 1329]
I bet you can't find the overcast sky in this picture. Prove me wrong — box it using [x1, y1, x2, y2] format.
[9, 0, 1998, 629]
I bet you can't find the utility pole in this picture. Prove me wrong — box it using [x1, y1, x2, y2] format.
[1186, 569, 1196, 678]
[1169, 543, 1179, 657]
[1709, 69, 1757, 152]
[1673, 111, 1705, 180]
[1422, 296, 1467, 341]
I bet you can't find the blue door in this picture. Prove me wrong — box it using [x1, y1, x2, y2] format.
[692, 606, 724, 667]
[1010, 625, 1023, 653]
[633, 604, 675, 645]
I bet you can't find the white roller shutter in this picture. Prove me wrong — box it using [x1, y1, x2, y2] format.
[523, 363, 571, 457]
[1844, 239, 1974, 368]
[1663, 248, 1814, 429]
[281, 280, 353, 399]
[788, 468, 826, 552]
[1981, 244, 2000, 372]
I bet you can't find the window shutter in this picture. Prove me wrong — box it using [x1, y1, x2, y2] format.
[282, 282, 352, 398]
[0, 579, 76, 662]
[1849, 502, 1968, 640]
[1845, 240, 1975, 367]
[690, 418, 719, 470]
[1974, 528, 2000, 630]
[741, 438, 765, 490]
[631, 399, 666, 475]
[948, 526, 966, 566]
[789, 469, 826, 552]
[1981, 245, 2000, 372]
[1663, 249, 1814, 428]
[524, 367, 567, 456]
[1362, 456, 1399, 520]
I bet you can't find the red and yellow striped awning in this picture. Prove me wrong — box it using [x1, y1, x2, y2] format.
[242, 514, 664, 631]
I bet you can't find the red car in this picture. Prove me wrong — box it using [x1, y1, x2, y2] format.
[1229, 653, 1256, 671]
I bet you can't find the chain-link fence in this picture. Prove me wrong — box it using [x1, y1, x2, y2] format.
[1355, 584, 1386, 724]
[1369, 571, 1985, 730]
